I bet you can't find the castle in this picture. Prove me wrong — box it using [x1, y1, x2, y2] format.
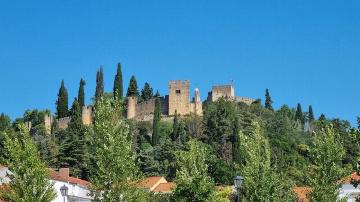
[44, 80, 255, 133]
[127, 80, 255, 120]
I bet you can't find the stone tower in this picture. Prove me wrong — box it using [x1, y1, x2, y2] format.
[82, 106, 93, 125]
[210, 84, 235, 102]
[168, 80, 190, 116]
[193, 88, 202, 115]
[127, 96, 137, 119]
[44, 114, 53, 134]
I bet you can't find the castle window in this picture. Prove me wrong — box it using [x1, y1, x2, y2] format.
[176, 90, 181, 94]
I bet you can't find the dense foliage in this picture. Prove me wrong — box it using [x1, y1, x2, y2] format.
[1, 66, 359, 201]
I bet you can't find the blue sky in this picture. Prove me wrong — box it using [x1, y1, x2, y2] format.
[0, 1, 359, 125]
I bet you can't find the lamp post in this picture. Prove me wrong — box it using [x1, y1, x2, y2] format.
[60, 184, 68, 202]
[233, 176, 244, 202]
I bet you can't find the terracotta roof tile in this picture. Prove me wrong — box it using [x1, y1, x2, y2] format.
[49, 169, 90, 187]
[293, 187, 312, 202]
[139, 176, 164, 189]
[340, 172, 360, 184]
[153, 182, 176, 193]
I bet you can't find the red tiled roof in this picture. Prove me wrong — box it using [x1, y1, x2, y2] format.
[49, 169, 90, 187]
[293, 187, 312, 202]
[340, 172, 360, 184]
[153, 182, 176, 193]
[69, 177, 90, 187]
[138, 176, 164, 189]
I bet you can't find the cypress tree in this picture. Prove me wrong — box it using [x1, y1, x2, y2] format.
[265, 89, 274, 111]
[154, 90, 160, 97]
[56, 80, 69, 118]
[295, 103, 304, 124]
[152, 98, 161, 146]
[308, 105, 314, 123]
[78, 78, 86, 108]
[113, 63, 123, 100]
[141, 82, 153, 102]
[126, 75, 139, 97]
[95, 67, 104, 101]
[171, 110, 179, 141]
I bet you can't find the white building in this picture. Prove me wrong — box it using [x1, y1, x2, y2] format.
[50, 168, 92, 202]
[0, 166, 92, 202]
[339, 172, 360, 202]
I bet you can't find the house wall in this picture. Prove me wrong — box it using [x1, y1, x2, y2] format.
[52, 180, 92, 202]
[339, 184, 360, 202]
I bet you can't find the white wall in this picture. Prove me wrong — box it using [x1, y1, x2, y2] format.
[339, 183, 360, 202]
[52, 180, 92, 202]
[0, 167, 11, 185]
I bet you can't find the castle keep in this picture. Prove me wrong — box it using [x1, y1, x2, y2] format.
[126, 80, 254, 120]
[44, 80, 255, 131]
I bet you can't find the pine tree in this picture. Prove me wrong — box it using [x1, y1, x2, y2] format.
[78, 78, 86, 108]
[141, 82, 153, 102]
[95, 66, 104, 101]
[58, 99, 90, 178]
[113, 63, 123, 100]
[265, 89, 274, 111]
[126, 75, 139, 97]
[295, 103, 304, 124]
[152, 98, 161, 146]
[56, 80, 69, 118]
[0, 124, 56, 201]
[308, 105, 314, 123]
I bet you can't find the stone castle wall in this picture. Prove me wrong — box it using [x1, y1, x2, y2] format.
[82, 106, 92, 126]
[235, 96, 256, 105]
[56, 117, 71, 130]
[127, 96, 169, 120]
[168, 80, 190, 116]
[210, 85, 235, 102]
[135, 98, 156, 117]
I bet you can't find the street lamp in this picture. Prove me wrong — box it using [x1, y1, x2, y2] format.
[60, 184, 68, 202]
[233, 176, 244, 202]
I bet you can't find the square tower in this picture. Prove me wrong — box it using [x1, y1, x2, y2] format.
[168, 80, 190, 116]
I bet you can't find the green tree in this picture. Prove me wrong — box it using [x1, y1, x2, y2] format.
[152, 98, 161, 146]
[309, 126, 346, 201]
[295, 103, 304, 124]
[90, 97, 140, 201]
[58, 99, 89, 178]
[203, 98, 238, 162]
[78, 78, 86, 108]
[0, 113, 11, 163]
[236, 122, 295, 202]
[265, 88, 274, 111]
[308, 105, 314, 123]
[126, 75, 139, 97]
[171, 111, 187, 144]
[173, 140, 215, 202]
[141, 82, 153, 102]
[0, 113, 11, 131]
[56, 80, 69, 118]
[0, 124, 56, 202]
[95, 67, 104, 101]
[113, 63, 123, 100]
